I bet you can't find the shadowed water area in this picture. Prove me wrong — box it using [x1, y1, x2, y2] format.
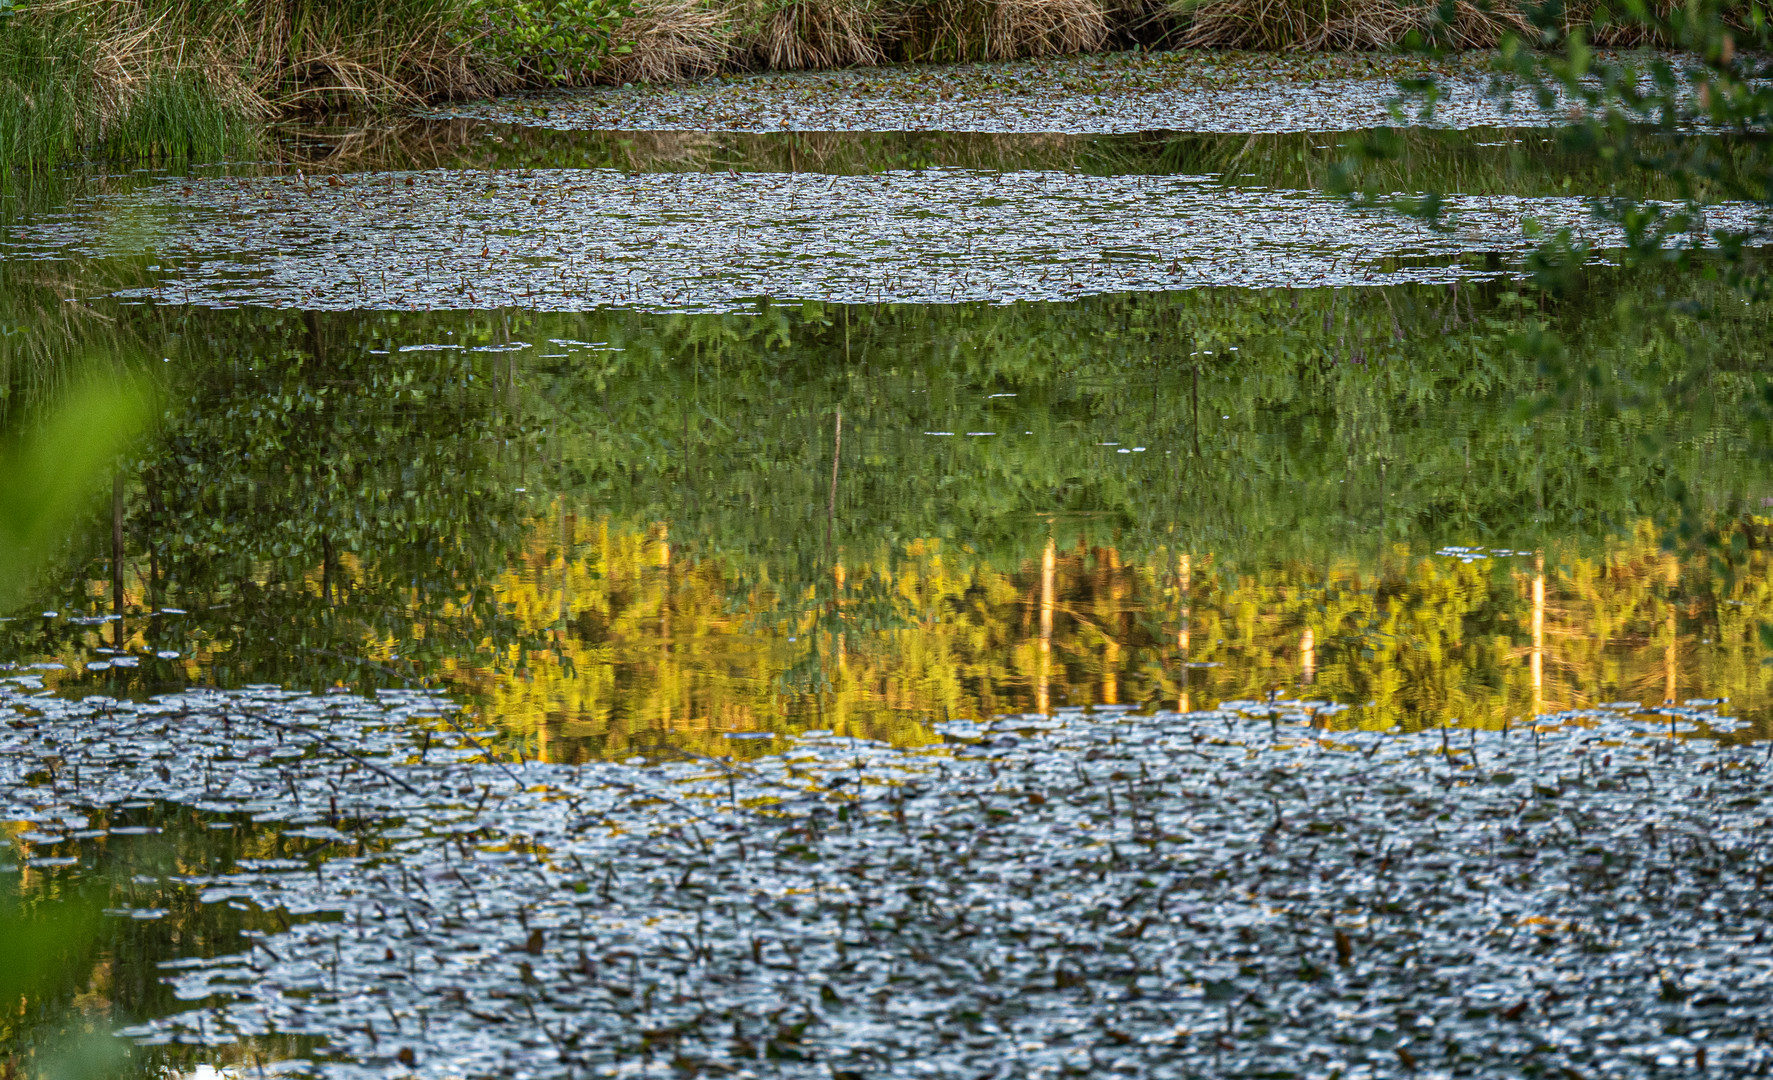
[4, 60, 1773, 1080]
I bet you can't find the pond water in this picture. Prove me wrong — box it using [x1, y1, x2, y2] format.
[4, 52, 1773, 1080]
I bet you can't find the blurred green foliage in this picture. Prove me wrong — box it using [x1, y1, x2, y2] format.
[0, 379, 147, 607]
[0, 886, 130, 1080]
[1348, 0, 1770, 274]
[1350, 0, 1773, 629]
[0, 293, 146, 1076]
[0, 891, 102, 1007]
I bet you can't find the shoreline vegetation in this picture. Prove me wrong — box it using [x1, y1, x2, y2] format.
[0, 0, 1753, 171]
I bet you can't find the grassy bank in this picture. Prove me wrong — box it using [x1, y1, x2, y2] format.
[0, 0, 534, 170]
[0, 0, 1761, 170]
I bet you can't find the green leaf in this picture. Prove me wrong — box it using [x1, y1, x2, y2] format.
[0, 377, 150, 605]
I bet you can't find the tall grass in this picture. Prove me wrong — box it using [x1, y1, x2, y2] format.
[0, 14, 98, 171]
[599, 0, 1116, 81]
[599, 0, 1769, 83]
[2, 0, 1761, 174]
[0, 0, 494, 172]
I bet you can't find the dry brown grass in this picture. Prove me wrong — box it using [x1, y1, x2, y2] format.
[605, 0, 1111, 76]
[892, 0, 1111, 60]
[226, 0, 495, 109]
[1166, 0, 1763, 49]
[747, 0, 889, 68]
[985, 0, 1111, 56]
[603, 0, 737, 81]
[608, 0, 890, 79]
[600, 0, 1744, 83]
[605, 0, 1650, 82]
[18, 0, 1741, 130]
[29, 0, 495, 126]
[40, 0, 260, 130]
[1170, 0, 1528, 50]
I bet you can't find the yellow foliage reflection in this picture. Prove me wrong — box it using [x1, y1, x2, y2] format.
[446, 509, 1773, 761]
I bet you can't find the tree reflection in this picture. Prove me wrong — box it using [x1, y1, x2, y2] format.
[457, 511, 1773, 760]
[1, 271, 1768, 753]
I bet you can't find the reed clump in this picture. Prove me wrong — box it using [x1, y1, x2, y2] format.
[1166, 0, 1529, 50]
[598, 0, 1117, 81]
[599, 0, 1766, 82]
[1, 0, 503, 170]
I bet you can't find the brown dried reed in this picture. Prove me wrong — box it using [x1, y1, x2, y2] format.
[1169, 0, 1528, 50]
[748, 0, 888, 69]
[601, 0, 737, 81]
[19, 0, 492, 133]
[607, 0, 1109, 78]
[602, 0, 1747, 83]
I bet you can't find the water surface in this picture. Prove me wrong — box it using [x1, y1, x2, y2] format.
[3, 59, 1772, 1079]
[5, 277, 1771, 756]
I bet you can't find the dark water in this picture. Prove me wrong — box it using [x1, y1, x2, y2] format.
[6, 273, 1772, 751]
[1, 806, 322, 1078]
[279, 120, 1673, 197]
[4, 115, 1773, 1078]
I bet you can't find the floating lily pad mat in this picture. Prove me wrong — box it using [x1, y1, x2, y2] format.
[429, 50, 1541, 135]
[12, 169, 1767, 312]
[4, 677, 1770, 1077]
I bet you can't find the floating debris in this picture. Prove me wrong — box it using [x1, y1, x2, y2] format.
[102, 907, 171, 920]
[1435, 545, 1538, 562]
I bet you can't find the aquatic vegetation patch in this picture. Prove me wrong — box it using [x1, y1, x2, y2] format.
[14, 168, 1761, 312]
[4, 674, 1772, 1076]
[435, 50, 1540, 134]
